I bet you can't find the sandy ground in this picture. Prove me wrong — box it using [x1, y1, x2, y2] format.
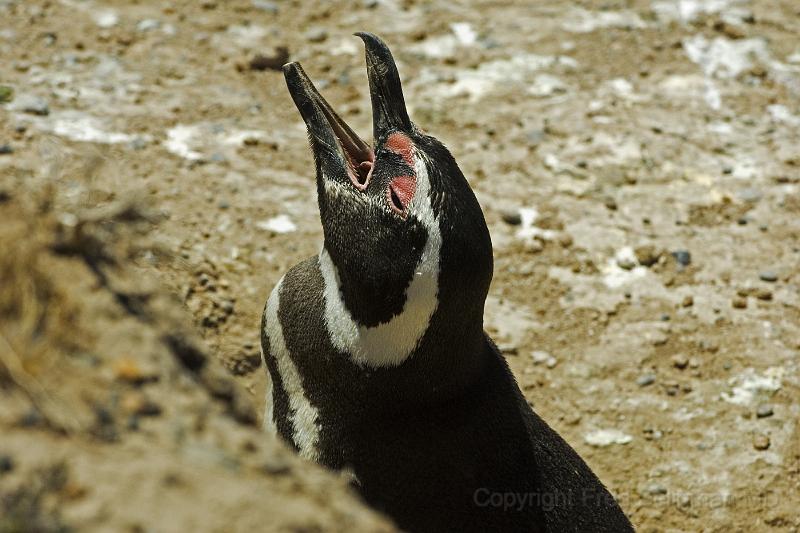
[2, 0, 800, 531]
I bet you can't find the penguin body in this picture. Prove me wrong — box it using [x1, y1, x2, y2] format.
[261, 33, 633, 533]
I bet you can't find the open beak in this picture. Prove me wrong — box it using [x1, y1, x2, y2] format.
[282, 33, 411, 189]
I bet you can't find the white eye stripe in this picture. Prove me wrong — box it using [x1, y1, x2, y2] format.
[319, 155, 442, 367]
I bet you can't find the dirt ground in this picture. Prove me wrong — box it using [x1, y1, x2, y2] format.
[2, 0, 800, 531]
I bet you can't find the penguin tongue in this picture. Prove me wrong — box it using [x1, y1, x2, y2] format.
[283, 61, 374, 189]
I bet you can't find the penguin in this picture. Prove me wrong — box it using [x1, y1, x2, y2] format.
[260, 32, 634, 533]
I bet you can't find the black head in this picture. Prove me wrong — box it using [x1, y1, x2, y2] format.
[283, 33, 492, 335]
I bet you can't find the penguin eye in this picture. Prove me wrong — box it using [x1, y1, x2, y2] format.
[389, 187, 403, 212]
[387, 175, 416, 216]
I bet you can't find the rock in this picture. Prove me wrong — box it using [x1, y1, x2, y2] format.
[617, 256, 637, 270]
[681, 295, 694, 307]
[498, 343, 518, 356]
[113, 357, 159, 385]
[531, 350, 557, 368]
[0, 144, 13, 155]
[637, 373, 656, 387]
[671, 354, 689, 369]
[634, 245, 660, 267]
[754, 288, 772, 301]
[0, 454, 14, 475]
[758, 270, 778, 282]
[500, 209, 522, 225]
[524, 239, 543, 253]
[121, 391, 163, 417]
[671, 250, 691, 266]
[262, 455, 292, 475]
[0, 85, 13, 104]
[136, 19, 161, 32]
[737, 188, 762, 203]
[249, 46, 289, 71]
[584, 429, 633, 447]
[731, 296, 747, 309]
[756, 404, 774, 418]
[10, 94, 49, 116]
[305, 28, 328, 43]
[252, 0, 279, 13]
[752, 434, 770, 450]
[646, 484, 667, 496]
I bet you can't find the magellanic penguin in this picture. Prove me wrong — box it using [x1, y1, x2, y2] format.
[261, 33, 634, 533]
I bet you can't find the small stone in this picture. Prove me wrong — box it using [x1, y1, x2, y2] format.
[737, 187, 762, 203]
[617, 256, 636, 270]
[634, 245, 660, 267]
[671, 354, 689, 369]
[752, 434, 770, 450]
[500, 209, 522, 225]
[524, 239, 543, 253]
[681, 295, 694, 307]
[636, 373, 656, 387]
[113, 357, 159, 385]
[731, 296, 747, 309]
[121, 391, 162, 417]
[754, 288, 772, 301]
[671, 250, 691, 266]
[758, 270, 778, 282]
[756, 405, 773, 418]
[262, 455, 292, 475]
[557, 233, 573, 248]
[10, 94, 49, 116]
[248, 46, 289, 71]
[0, 85, 13, 104]
[136, 19, 161, 32]
[647, 484, 667, 496]
[305, 28, 328, 43]
[0, 144, 13, 155]
[498, 344, 518, 356]
[662, 380, 679, 396]
[0, 454, 14, 475]
[252, 0, 279, 13]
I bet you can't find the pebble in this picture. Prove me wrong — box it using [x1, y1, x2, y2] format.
[0, 85, 13, 103]
[754, 288, 772, 301]
[305, 28, 328, 43]
[646, 484, 667, 496]
[636, 373, 656, 387]
[252, 0, 279, 13]
[498, 344, 518, 356]
[248, 46, 289, 71]
[671, 250, 691, 266]
[617, 256, 637, 270]
[262, 455, 292, 475]
[634, 245, 660, 267]
[500, 209, 522, 225]
[121, 391, 163, 417]
[113, 357, 159, 385]
[737, 188, 762, 203]
[731, 296, 747, 309]
[756, 404, 773, 418]
[0, 144, 13, 155]
[531, 350, 557, 368]
[758, 270, 778, 282]
[524, 239, 543, 253]
[0, 454, 14, 474]
[136, 19, 161, 32]
[671, 354, 689, 369]
[752, 434, 770, 451]
[11, 94, 49, 116]
[681, 295, 694, 307]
